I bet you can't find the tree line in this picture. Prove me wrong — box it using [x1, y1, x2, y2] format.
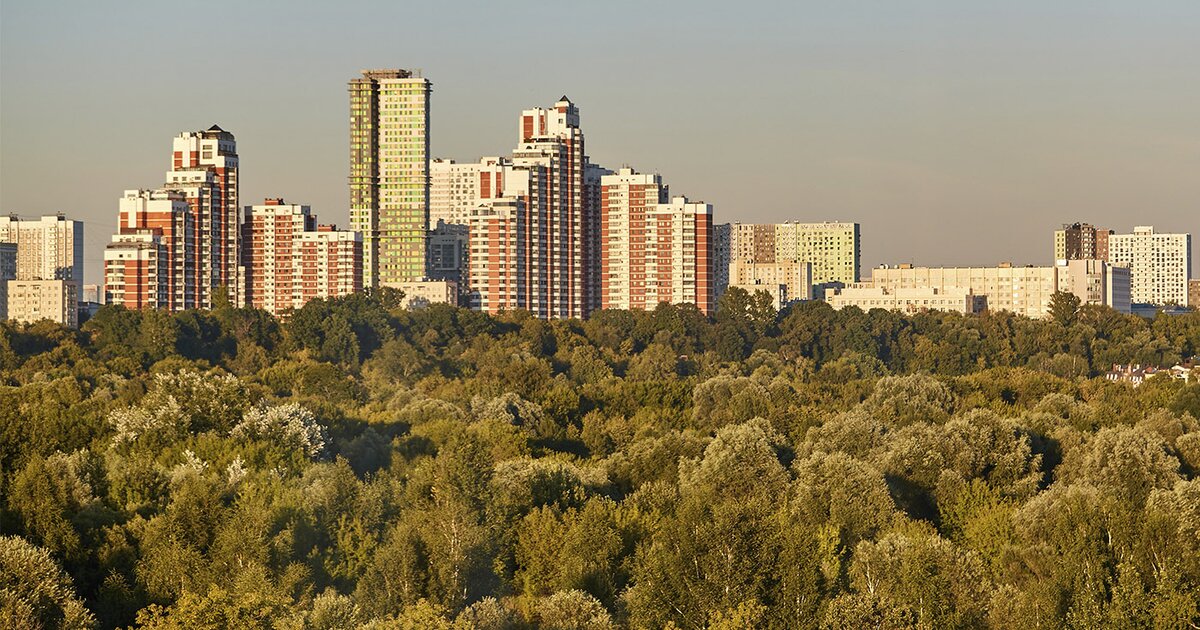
[1, 289, 1198, 628]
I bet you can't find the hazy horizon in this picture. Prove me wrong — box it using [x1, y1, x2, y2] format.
[2, 0, 1197, 287]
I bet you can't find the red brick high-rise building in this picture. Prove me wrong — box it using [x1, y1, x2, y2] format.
[242, 199, 361, 317]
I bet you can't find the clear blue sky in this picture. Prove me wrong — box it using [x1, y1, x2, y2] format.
[2, 0, 1197, 285]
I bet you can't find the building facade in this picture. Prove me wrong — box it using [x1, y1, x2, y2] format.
[104, 231, 169, 310]
[599, 168, 669, 311]
[350, 69, 431, 288]
[0, 214, 83, 283]
[728, 221, 860, 288]
[1107, 226, 1191, 306]
[167, 126, 239, 307]
[729, 260, 812, 304]
[643, 197, 716, 315]
[1054, 222, 1112, 262]
[242, 199, 362, 316]
[429, 157, 510, 228]
[111, 189, 195, 310]
[1190, 280, 1200, 310]
[825, 285, 985, 315]
[871, 261, 1131, 319]
[6, 279, 78, 327]
[510, 97, 591, 319]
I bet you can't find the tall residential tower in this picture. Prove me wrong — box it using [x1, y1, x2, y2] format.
[350, 69, 431, 288]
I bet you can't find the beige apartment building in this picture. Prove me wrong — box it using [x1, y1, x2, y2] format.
[729, 260, 812, 303]
[825, 284, 985, 315]
[728, 282, 789, 310]
[6, 279, 78, 327]
[870, 260, 1130, 319]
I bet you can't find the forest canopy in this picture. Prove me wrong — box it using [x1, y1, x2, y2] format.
[1, 289, 1199, 629]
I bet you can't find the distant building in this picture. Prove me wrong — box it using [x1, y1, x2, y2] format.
[0, 214, 84, 283]
[1105, 364, 1166, 387]
[165, 126, 240, 307]
[105, 230, 169, 309]
[1054, 222, 1112, 262]
[0, 243, 17, 319]
[429, 157, 511, 228]
[730, 260, 812, 304]
[241, 199, 362, 317]
[397, 279, 457, 309]
[108, 189, 194, 310]
[870, 260, 1129, 319]
[350, 69, 431, 288]
[243, 199, 313, 315]
[7, 279, 78, 327]
[728, 282, 789, 310]
[1056, 259, 1131, 315]
[599, 168, 669, 312]
[1108, 226, 1191, 307]
[427, 220, 469, 286]
[728, 221, 860, 287]
[1191, 280, 1200, 310]
[825, 285, 985, 315]
[713, 223, 731, 302]
[466, 199, 525, 314]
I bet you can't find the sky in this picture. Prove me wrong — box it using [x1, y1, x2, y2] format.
[2, 0, 1197, 286]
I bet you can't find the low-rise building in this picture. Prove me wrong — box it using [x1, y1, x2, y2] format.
[397, 279, 458, 309]
[6, 279, 78, 327]
[825, 284, 985, 315]
[727, 282, 788, 310]
[730, 260, 812, 303]
[870, 260, 1129, 319]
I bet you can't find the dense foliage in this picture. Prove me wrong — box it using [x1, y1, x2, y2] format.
[2, 289, 1199, 629]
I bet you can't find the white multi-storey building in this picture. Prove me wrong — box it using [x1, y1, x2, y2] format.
[6, 280, 78, 327]
[242, 199, 362, 317]
[429, 157, 511, 228]
[825, 285, 985, 315]
[1107, 226, 1191, 307]
[870, 260, 1131, 319]
[0, 214, 83, 283]
[599, 168, 669, 312]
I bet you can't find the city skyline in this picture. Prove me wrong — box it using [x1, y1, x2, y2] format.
[3, 1, 1198, 287]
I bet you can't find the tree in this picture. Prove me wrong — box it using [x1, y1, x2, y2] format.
[1049, 291, 1082, 328]
[0, 535, 96, 630]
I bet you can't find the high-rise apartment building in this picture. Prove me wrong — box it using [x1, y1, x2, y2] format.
[1190, 280, 1200, 310]
[350, 69, 431, 288]
[1054, 222, 1112, 262]
[428, 220, 468, 285]
[713, 223, 731, 303]
[0, 214, 84, 283]
[111, 189, 195, 310]
[1107, 226, 1191, 307]
[645, 197, 716, 315]
[242, 199, 362, 317]
[429, 157, 510, 228]
[597, 170, 717, 314]
[466, 198, 526, 314]
[728, 221, 860, 288]
[0, 243, 16, 320]
[104, 231, 169, 310]
[297, 227, 362, 307]
[166, 126, 239, 307]
[599, 168, 669, 311]
[511, 97, 590, 319]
